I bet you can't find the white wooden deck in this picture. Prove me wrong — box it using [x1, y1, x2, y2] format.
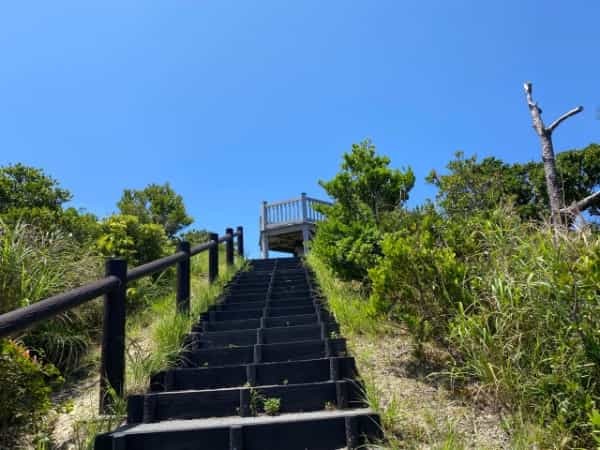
[259, 193, 331, 257]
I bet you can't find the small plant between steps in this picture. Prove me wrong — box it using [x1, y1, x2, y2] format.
[263, 397, 281, 416]
[244, 383, 282, 417]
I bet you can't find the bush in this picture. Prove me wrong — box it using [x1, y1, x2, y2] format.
[0, 219, 102, 374]
[0, 339, 62, 448]
[367, 207, 600, 446]
[369, 208, 469, 343]
[96, 214, 169, 267]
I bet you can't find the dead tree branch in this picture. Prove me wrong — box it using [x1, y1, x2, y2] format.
[523, 82, 584, 226]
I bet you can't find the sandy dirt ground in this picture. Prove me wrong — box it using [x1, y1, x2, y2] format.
[349, 327, 511, 449]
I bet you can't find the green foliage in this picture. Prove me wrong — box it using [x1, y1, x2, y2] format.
[307, 253, 380, 336]
[0, 163, 71, 212]
[0, 163, 102, 246]
[554, 143, 600, 216]
[0, 339, 63, 448]
[1, 206, 102, 245]
[426, 152, 535, 219]
[319, 139, 415, 225]
[96, 214, 168, 266]
[180, 228, 210, 245]
[263, 397, 281, 416]
[369, 207, 469, 344]
[313, 142, 600, 446]
[365, 206, 600, 446]
[313, 139, 415, 281]
[117, 183, 193, 238]
[428, 144, 600, 220]
[312, 213, 382, 281]
[445, 215, 600, 446]
[0, 219, 101, 313]
[0, 219, 102, 374]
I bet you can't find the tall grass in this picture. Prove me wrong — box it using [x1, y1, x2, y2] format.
[445, 220, 600, 447]
[306, 253, 381, 336]
[0, 219, 102, 374]
[362, 208, 600, 447]
[0, 219, 101, 313]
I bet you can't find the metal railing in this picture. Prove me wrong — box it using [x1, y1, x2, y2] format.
[260, 193, 330, 230]
[0, 226, 244, 413]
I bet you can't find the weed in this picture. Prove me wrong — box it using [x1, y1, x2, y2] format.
[263, 397, 281, 416]
[324, 401, 336, 411]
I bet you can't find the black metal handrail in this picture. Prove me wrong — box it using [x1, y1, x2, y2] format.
[0, 225, 244, 413]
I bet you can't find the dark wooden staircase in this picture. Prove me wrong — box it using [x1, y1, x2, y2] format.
[95, 257, 381, 450]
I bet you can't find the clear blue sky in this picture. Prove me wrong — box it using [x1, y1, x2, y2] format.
[1, 1, 598, 257]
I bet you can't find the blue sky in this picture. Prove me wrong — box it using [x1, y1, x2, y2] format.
[1, 1, 598, 256]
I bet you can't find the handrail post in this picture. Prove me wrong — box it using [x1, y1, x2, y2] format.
[208, 232, 219, 284]
[236, 226, 244, 258]
[100, 258, 127, 413]
[225, 228, 234, 267]
[176, 241, 191, 315]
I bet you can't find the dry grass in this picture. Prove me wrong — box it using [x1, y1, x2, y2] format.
[349, 327, 510, 449]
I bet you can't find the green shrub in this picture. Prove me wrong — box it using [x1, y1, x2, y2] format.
[312, 139, 415, 282]
[369, 208, 469, 343]
[96, 214, 169, 266]
[366, 206, 600, 446]
[0, 220, 102, 374]
[0, 339, 62, 448]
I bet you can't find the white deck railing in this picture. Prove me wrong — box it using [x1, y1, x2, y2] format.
[260, 193, 331, 230]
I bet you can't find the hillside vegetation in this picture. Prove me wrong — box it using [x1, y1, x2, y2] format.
[310, 141, 600, 448]
[0, 164, 231, 448]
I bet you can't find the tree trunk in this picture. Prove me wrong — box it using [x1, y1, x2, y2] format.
[539, 131, 563, 225]
[523, 82, 583, 226]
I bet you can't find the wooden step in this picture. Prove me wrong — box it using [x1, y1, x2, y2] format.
[225, 293, 314, 304]
[150, 356, 357, 391]
[190, 323, 339, 348]
[214, 298, 316, 312]
[96, 408, 381, 450]
[194, 313, 328, 332]
[127, 380, 367, 423]
[179, 338, 348, 368]
[201, 305, 323, 321]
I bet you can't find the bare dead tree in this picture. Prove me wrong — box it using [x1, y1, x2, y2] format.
[523, 82, 586, 225]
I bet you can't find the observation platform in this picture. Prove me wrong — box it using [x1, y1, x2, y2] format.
[259, 193, 330, 258]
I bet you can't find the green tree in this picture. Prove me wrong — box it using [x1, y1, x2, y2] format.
[426, 152, 535, 218]
[319, 140, 415, 225]
[427, 144, 600, 221]
[0, 163, 71, 212]
[117, 183, 193, 238]
[312, 140, 415, 281]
